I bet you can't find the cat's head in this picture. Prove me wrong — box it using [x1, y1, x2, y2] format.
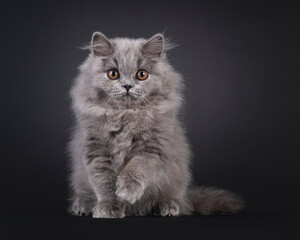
[77, 32, 181, 110]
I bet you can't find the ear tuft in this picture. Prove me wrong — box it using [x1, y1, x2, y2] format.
[90, 32, 114, 57]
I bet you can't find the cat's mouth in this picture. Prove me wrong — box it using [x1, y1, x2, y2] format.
[110, 91, 140, 100]
[125, 92, 137, 99]
[114, 92, 137, 100]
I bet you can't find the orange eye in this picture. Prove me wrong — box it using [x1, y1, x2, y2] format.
[136, 69, 148, 81]
[107, 69, 119, 80]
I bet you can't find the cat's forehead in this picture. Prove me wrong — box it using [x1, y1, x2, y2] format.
[109, 38, 149, 71]
[111, 38, 145, 60]
[112, 38, 145, 52]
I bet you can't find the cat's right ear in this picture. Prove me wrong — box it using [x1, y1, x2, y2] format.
[90, 32, 114, 57]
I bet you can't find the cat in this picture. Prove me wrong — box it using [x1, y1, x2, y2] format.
[68, 32, 244, 218]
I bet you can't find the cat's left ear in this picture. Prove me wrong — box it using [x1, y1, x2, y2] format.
[142, 34, 165, 60]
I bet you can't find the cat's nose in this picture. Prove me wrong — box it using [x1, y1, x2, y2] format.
[123, 84, 132, 92]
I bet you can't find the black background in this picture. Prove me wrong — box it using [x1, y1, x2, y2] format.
[1, 0, 299, 239]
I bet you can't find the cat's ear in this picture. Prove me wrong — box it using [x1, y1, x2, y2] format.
[142, 34, 165, 60]
[91, 32, 114, 57]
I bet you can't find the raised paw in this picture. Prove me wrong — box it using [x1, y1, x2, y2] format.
[159, 200, 180, 217]
[92, 199, 125, 218]
[71, 197, 95, 216]
[116, 174, 145, 204]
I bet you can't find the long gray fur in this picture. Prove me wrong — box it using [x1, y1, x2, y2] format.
[68, 32, 244, 218]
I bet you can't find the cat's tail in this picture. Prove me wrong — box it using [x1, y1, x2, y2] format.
[187, 186, 244, 215]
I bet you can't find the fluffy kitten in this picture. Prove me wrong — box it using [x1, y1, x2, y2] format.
[68, 32, 243, 218]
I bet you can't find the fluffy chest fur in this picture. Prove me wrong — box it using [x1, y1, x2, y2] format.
[102, 108, 156, 138]
[85, 106, 167, 169]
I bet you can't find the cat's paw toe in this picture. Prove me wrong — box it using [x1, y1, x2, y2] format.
[159, 200, 180, 217]
[71, 197, 95, 216]
[116, 176, 144, 204]
[92, 200, 125, 218]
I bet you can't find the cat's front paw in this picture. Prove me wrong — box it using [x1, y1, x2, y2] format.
[116, 174, 145, 204]
[159, 200, 180, 217]
[92, 200, 125, 218]
[71, 197, 95, 216]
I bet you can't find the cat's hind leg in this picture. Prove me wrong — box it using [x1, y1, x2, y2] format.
[159, 199, 180, 217]
[69, 154, 97, 216]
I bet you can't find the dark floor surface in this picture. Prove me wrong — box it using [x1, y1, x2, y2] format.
[1, 212, 299, 240]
